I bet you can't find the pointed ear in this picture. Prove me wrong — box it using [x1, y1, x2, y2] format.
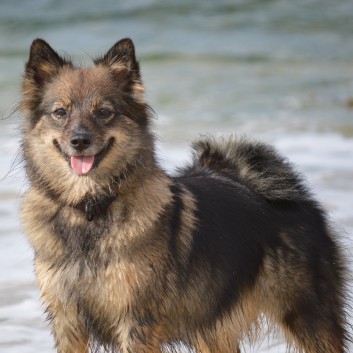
[25, 39, 71, 86]
[95, 38, 140, 80]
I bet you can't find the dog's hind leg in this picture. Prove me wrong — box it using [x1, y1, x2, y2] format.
[279, 300, 347, 353]
[260, 256, 347, 352]
[194, 313, 248, 353]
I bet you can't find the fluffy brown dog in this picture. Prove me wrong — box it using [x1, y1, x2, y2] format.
[21, 38, 349, 353]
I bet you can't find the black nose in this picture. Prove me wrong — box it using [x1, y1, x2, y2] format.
[70, 132, 92, 151]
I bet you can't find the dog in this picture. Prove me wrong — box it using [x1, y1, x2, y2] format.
[20, 38, 349, 353]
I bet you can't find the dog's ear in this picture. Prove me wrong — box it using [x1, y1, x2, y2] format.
[22, 39, 72, 119]
[95, 38, 141, 81]
[25, 39, 71, 86]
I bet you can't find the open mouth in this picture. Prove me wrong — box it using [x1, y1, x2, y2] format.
[53, 137, 114, 175]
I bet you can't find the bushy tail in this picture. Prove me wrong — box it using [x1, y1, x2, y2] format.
[183, 135, 311, 202]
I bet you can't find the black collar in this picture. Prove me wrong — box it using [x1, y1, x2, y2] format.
[74, 195, 117, 222]
[34, 162, 139, 222]
[70, 163, 138, 221]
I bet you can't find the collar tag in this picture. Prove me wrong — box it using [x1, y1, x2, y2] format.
[83, 195, 116, 222]
[85, 200, 95, 222]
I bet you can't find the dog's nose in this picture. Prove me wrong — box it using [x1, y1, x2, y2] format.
[70, 132, 92, 151]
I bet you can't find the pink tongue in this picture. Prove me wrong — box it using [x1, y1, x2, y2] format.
[70, 155, 95, 175]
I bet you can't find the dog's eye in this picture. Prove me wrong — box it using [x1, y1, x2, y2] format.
[96, 108, 113, 120]
[52, 108, 68, 120]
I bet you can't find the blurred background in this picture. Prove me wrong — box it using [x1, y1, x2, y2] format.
[0, 0, 352, 352]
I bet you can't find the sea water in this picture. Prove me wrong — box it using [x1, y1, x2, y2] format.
[0, 1, 352, 352]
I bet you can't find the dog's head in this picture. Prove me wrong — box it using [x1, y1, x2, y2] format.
[21, 39, 154, 202]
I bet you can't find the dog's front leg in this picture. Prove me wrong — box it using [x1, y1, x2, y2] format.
[121, 323, 165, 353]
[42, 292, 89, 353]
[35, 262, 89, 353]
[45, 300, 89, 353]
